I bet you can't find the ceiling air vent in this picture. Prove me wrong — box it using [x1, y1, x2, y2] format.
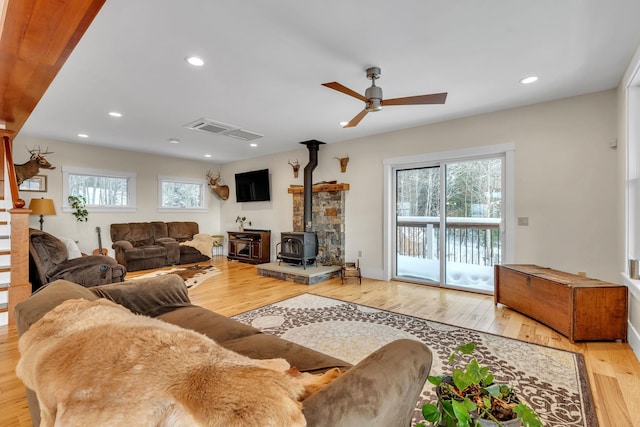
[225, 129, 263, 141]
[183, 118, 264, 141]
[183, 118, 234, 135]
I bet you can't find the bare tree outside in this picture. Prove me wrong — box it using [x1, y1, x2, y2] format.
[396, 157, 503, 292]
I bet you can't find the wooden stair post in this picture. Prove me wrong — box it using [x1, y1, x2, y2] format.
[8, 209, 30, 325]
[1, 130, 32, 325]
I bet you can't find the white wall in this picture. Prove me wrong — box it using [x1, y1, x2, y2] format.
[12, 136, 223, 255]
[15, 90, 620, 284]
[223, 90, 620, 282]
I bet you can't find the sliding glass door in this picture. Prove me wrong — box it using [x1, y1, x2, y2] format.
[395, 156, 503, 293]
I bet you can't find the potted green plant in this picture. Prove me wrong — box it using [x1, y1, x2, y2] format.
[68, 195, 89, 222]
[235, 215, 251, 231]
[417, 343, 542, 427]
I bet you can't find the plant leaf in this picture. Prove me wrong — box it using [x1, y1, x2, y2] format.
[484, 383, 501, 397]
[428, 375, 443, 386]
[421, 403, 441, 423]
[451, 399, 474, 427]
[452, 367, 472, 392]
[514, 403, 543, 427]
[456, 342, 476, 355]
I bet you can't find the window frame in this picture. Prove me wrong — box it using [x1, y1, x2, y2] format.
[62, 166, 137, 213]
[157, 175, 208, 213]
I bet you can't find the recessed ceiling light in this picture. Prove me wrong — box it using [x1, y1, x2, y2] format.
[250, 143, 258, 147]
[185, 56, 205, 67]
[108, 111, 122, 117]
[78, 133, 89, 138]
[168, 138, 180, 144]
[520, 76, 538, 84]
[204, 154, 212, 158]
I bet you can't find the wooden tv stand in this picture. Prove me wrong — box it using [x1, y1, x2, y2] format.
[495, 264, 628, 342]
[227, 230, 270, 264]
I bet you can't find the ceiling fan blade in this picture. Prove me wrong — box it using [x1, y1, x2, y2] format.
[343, 109, 368, 128]
[382, 92, 448, 106]
[322, 82, 369, 103]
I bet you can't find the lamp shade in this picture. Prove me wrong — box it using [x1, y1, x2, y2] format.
[28, 198, 56, 216]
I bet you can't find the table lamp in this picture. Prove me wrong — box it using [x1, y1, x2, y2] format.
[28, 198, 56, 230]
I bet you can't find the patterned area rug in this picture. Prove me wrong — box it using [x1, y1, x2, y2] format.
[128, 264, 219, 289]
[232, 294, 597, 427]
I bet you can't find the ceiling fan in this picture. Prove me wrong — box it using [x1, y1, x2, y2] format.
[322, 66, 447, 128]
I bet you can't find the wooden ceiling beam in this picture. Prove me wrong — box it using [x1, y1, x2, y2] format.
[0, 0, 105, 133]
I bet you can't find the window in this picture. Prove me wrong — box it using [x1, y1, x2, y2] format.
[158, 176, 207, 212]
[62, 166, 136, 212]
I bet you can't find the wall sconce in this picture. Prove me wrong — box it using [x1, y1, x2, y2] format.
[28, 198, 56, 231]
[336, 156, 349, 173]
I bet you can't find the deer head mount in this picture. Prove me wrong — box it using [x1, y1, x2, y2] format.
[206, 170, 229, 201]
[15, 146, 56, 185]
[288, 159, 301, 178]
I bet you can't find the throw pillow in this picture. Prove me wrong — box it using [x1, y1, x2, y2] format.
[59, 237, 82, 259]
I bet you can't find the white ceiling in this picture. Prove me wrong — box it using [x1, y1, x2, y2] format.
[19, 0, 640, 164]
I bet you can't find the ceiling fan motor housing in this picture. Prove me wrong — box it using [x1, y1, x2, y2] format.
[365, 85, 383, 111]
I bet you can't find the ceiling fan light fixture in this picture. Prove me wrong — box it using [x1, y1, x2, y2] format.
[185, 56, 205, 67]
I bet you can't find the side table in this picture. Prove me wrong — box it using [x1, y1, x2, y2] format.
[211, 235, 224, 257]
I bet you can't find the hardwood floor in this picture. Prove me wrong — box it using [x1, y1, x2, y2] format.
[1, 258, 639, 426]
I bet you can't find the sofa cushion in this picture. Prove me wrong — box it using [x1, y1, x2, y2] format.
[92, 274, 191, 317]
[150, 221, 169, 239]
[14, 280, 98, 335]
[167, 221, 200, 242]
[222, 333, 351, 373]
[124, 245, 166, 260]
[157, 306, 262, 343]
[111, 222, 155, 246]
[132, 238, 154, 247]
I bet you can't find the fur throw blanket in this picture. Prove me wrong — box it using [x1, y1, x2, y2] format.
[16, 298, 341, 426]
[180, 233, 215, 257]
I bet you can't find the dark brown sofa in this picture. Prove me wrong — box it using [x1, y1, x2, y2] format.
[110, 221, 210, 271]
[28, 229, 126, 291]
[14, 276, 432, 427]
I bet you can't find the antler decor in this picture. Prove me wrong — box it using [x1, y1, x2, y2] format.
[288, 159, 301, 178]
[336, 156, 349, 173]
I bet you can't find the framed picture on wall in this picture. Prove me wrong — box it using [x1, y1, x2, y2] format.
[19, 175, 47, 192]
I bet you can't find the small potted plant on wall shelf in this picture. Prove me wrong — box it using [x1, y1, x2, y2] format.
[235, 216, 251, 231]
[417, 342, 542, 427]
[68, 195, 89, 222]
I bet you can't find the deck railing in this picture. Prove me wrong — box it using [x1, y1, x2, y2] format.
[397, 216, 501, 266]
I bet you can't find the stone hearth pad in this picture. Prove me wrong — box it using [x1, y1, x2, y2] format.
[256, 262, 341, 285]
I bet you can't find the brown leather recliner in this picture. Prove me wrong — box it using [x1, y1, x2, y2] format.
[28, 229, 126, 292]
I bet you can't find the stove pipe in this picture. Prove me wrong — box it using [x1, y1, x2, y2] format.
[300, 140, 325, 232]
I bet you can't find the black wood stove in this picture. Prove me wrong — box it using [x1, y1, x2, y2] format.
[276, 140, 324, 269]
[277, 231, 318, 267]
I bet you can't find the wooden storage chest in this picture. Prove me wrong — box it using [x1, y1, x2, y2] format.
[495, 264, 628, 342]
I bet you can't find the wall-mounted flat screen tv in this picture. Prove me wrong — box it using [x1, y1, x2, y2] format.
[235, 169, 270, 202]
